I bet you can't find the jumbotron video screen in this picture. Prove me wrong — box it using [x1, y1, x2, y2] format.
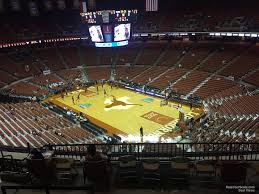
[114, 23, 131, 41]
[81, 10, 137, 47]
[88, 23, 131, 42]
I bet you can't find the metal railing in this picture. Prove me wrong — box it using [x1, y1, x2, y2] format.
[42, 142, 259, 161]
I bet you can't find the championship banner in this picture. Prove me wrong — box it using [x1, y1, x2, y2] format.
[10, 0, 20, 11]
[80, 0, 87, 13]
[146, 0, 158, 12]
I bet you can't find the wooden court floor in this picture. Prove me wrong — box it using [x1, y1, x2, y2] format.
[46, 85, 202, 140]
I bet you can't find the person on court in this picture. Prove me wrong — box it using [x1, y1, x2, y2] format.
[96, 85, 99, 95]
[140, 126, 143, 137]
[77, 93, 80, 101]
[140, 126, 144, 142]
[72, 96, 75, 105]
[104, 88, 107, 97]
[61, 92, 64, 100]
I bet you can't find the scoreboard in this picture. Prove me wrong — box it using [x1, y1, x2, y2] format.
[81, 9, 137, 48]
[88, 23, 132, 47]
[80, 11, 103, 24]
[109, 10, 138, 23]
[80, 9, 138, 24]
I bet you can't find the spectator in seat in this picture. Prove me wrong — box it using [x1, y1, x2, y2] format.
[85, 144, 108, 161]
[31, 148, 44, 160]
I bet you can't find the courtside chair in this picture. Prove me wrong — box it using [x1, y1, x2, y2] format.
[27, 158, 56, 185]
[118, 155, 138, 184]
[83, 159, 111, 191]
[168, 157, 191, 189]
[52, 157, 78, 183]
[0, 152, 30, 184]
[141, 159, 161, 189]
[247, 162, 259, 185]
[220, 162, 247, 186]
[194, 160, 217, 187]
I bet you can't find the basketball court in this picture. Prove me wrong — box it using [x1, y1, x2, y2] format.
[46, 85, 202, 141]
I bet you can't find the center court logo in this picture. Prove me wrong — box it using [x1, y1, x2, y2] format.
[141, 111, 174, 125]
[104, 96, 142, 111]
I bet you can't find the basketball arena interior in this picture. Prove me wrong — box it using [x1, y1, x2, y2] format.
[0, 0, 258, 193]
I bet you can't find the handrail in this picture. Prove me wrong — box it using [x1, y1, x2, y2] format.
[42, 142, 259, 161]
[1, 142, 259, 161]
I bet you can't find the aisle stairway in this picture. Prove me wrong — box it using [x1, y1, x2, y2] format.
[172, 49, 217, 87]
[186, 51, 245, 98]
[25, 80, 51, 92]
[56, 47, 70, 69]
[241, 66, 259, 80]
[132, 44, 146, 65]
[147, 66, 176, 85]
[153, 42, 171, 66]
[77, 46, 84, 66]
[130, 66, 154, 81]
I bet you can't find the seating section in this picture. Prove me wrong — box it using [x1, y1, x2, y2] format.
[173, 13, 204, 31]
[30, 74, 63, 88]
[0, 53, 34, 78]
[194, 77, 238, 99]
[87, 67, 110, 81]
[59, 47, 81, 68]
[221, 46, 259, 78]
[0, 42, 258, 99]
[174, 70, 209, 94]
[200, 44, 247, 73]
[136, 43, 165, 65]
[206, 85, 247, 102]
[80, 46, 97, 66]
[35, 48, 65, 71]
[150, 68, 188, 89]
[158, 42, 189, 66]
[244, 71, 259, 87]
[180, 43, 214, 69]
[116, 66, 149, 81]
[99, 48, 117, 65]
[9, 82, 49, 97]
[192, 116, 258, 144]
[117, 43, 142, 65]
[0, 70, 17, 84]
[159, 12, 179, 32]
[135, 12, 162, 32]
[56, 69, 82, 81]
[0, 102, 95, 147]
[132, 66, 168, 84]
[208, 94, 259, 116]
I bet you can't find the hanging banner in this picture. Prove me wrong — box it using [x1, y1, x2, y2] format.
[10, 0, 20, 11]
